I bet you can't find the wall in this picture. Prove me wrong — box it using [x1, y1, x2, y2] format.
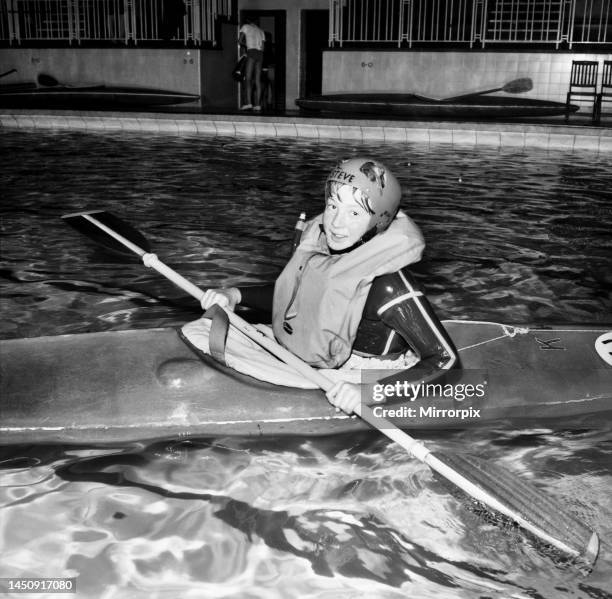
[323, 51, 612, 111]
[0, 48, 200, 99]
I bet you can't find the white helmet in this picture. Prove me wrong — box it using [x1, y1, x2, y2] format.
[325, 157, 401, 233]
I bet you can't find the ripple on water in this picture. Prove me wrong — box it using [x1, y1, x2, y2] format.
[0, 429, 611, 596]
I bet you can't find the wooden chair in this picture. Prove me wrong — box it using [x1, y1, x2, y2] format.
[595, 60, 612, 124]
[566, 60, 599, 123]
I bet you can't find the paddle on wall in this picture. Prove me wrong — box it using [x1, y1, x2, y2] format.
[442, 77, 533, 102]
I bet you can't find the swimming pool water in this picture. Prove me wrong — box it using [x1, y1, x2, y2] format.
[0, 129, 611, 597]
[1, 129, 611, 337]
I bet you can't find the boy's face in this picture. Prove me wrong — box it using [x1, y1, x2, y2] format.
[323, 184, 372, 251]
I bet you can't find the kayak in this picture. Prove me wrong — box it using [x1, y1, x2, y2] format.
[0, 83, 200, 108]
[295, 94, 578, 119]
[1, 321, 610, 445]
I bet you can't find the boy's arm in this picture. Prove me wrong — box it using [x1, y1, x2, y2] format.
[374, 271, 458, 392]
[236, 284, 275, 313]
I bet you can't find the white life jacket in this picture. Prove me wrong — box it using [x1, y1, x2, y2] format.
[272, 210, 425, 368]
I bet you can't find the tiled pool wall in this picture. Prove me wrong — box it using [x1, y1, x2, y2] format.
[1, 111, 611, 152]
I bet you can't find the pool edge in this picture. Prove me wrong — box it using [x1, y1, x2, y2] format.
[1, 109, 610, 153]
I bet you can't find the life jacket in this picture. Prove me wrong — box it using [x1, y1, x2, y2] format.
[272, 211, 425, 368]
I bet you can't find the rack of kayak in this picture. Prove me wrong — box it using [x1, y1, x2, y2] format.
[0, 73, 199, 108]
[295, 78, 578, 119]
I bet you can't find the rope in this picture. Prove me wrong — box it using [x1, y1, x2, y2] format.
[442, 320, 530, 352]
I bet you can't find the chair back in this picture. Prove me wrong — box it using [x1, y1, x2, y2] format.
[602, 61, 612, 91]
[569, 61, 599, 90]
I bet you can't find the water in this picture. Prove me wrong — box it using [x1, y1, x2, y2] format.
[1, 129, 611, 597]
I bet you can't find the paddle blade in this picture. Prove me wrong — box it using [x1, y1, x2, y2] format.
[432, 452, 599, 570]
[502, 77, 533, 94]
[37, 73, 59, 87]
[442, 77, 534, 102]
[62, 210, 151, 256]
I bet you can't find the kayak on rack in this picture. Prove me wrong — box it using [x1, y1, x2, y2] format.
[295, 93, 578, 119]
[0, 82, 200, 108]
[1, 321, 610, 445]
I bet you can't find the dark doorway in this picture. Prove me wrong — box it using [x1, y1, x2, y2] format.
[240, 9, 286, 111]
[301, 10, 329, 97]
[201, 21, 237, 109]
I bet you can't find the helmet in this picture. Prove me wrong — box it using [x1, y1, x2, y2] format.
[325, 157, 401, 233]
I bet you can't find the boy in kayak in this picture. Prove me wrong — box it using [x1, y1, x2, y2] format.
[200, 157, 457, 415]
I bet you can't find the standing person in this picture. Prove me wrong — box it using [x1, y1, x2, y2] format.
[199, 157, 458, 415]
[262, 30, 275, 110]
[238, 17, 266, 111]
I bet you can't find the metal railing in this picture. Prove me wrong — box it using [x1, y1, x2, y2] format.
[570, 0, 611, 44]
[2, 0, 232, 45]
[330, 0, 610, 47]
[479, 0, 571, 45]
[407, 0, 476, 44]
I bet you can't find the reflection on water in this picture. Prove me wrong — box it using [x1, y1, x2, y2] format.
[0, 431, 611, 597]
[0, 130, 611, 597]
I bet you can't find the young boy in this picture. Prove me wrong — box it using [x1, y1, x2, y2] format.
[201, 158, 457, 414]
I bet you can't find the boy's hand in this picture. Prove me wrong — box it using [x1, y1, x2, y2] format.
[200, 288, 241, 311]
[326, 381, 361, 416]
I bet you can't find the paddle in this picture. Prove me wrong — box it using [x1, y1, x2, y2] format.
[37, 73, 62, 87]
[37, 72, 105, 91]
[442, 77, 533, 102]
[63, 210, 599, 570]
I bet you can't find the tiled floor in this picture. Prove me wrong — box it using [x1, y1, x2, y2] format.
[1, 108, 611, 152]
